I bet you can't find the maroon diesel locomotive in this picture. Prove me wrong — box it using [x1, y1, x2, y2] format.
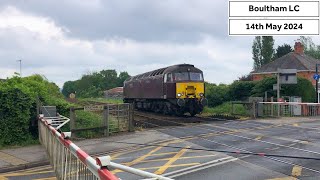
[123, 64, 207, 116]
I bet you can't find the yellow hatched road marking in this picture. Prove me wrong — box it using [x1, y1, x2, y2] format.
[291, 165, 302, 177]
[110, 146, 154, 159]
[140, 154, 217, 163]
[255, 136, 263, 140]
[148, 152, 178, 156]
[154, 146, 190, 175]
[114, 163, 200, 173]
[112, 140, 180, 174]
[33, 177, 57, 180]
[0, 170, 53, 177]
[0, 152, 27, 165]
[266, 177, 296, 180]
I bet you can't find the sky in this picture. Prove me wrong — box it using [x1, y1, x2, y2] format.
[0, 0, 318, 88]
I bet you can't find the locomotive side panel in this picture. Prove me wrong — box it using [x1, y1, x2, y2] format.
[141, 76, 163, 99]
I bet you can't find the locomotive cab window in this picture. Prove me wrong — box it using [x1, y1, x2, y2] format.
[174, 72, 189, 81]
[190, 72, 203, 81]
[166, 73, 173, 82]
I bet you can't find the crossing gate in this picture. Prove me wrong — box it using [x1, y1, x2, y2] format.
[70, 103, 134, 138]
[38, 106, 172, 180]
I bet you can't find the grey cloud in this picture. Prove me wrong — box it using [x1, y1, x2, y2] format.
[0, 0, 228, 43]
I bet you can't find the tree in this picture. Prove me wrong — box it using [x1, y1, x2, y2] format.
[275, 44, 293, 58]
[62, 81, 77, 97]
[228, 81, 256, 101]
[261, 36, 275, 65]
[300, 36, 320, 59]
[252, 36, 262, 70]
[252, 36, 275, 70]
[117, 72, 130, 86]
[251, 76, 315, 102]
[62, 70, 131, 98]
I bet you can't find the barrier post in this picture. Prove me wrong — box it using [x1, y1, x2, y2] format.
[129, 103, 134, 132]
[70, 107, 76, 138]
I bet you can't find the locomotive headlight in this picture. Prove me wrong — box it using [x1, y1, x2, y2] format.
[177, 93, 182, 97]
[199, 93, 204, 97]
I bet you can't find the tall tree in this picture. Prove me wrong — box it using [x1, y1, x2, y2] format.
[300, 36, 320, 59]
[252, 36, 262, 70]
[275, 44, 293, 58]
[117, 72, 130, 86]
[261, 36, 275, 65]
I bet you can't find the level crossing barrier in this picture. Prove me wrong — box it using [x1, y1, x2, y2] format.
[38, 109, 173, 180]
[258, 102, 320, 117]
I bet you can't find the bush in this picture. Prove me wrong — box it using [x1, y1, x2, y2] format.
[0, 86, 33, 146]
[205, 83, 230, 107]
[202, 102, 248, 116]
[228, 81, 256, 101]
[0, 75, 72, 147]
[251, 76, 315, 102]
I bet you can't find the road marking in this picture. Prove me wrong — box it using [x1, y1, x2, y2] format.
[0, 152, 27, 165]
[112, 140, 180, 174]
[149, 151, 179, 157]
[255, 136, 263, 140]
[33, 177, 57, 180]
[0, 170, 54, 177]
[154, 146, 189, 174]
[0, 176, 8, 180]
[293, 123, 299, 127]
[164, 157, 238, 178]
[204, 124, 320, 153]
[267, 177, 296, 180]
[138, 163, 200, 171]
[113, 163, 200, 173]
[140, 154, 217, 163]
[291, 165, 302, 177]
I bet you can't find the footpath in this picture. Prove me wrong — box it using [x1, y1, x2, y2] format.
[0, 129, 173, 173]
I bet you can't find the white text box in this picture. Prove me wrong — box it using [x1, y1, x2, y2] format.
[229, 1, 319, 17]
[229, 19, 319, 35]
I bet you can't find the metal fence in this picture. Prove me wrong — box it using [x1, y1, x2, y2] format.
[258, 102, 320, 117]
[38, 108, 172, 180]
[70, 103, 134, 138]
[38, 115, 118, 180]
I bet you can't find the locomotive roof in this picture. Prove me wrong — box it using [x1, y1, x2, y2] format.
[126, 64, 202, 81]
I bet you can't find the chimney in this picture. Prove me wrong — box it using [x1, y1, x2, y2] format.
[294, 41, 304, 54]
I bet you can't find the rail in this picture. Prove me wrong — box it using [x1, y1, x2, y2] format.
[258, 102, 320, 117]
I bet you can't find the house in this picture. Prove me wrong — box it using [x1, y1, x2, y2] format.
[104, 87, 123, 99]
[251, 42, 318, 86]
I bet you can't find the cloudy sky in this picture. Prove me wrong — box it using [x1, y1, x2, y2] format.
[0, 0, 318, 87]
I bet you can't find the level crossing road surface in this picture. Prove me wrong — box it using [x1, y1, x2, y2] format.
[2, 118, 320, 179]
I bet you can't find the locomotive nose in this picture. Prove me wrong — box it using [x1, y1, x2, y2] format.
[186, 86, 195, 96]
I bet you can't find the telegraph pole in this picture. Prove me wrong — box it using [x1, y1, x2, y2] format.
[17, 59, 22, 77]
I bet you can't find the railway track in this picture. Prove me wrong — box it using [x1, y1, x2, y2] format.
[133, 111, 234, 129]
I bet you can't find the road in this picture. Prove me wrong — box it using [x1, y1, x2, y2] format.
[1, 118, 320, 179]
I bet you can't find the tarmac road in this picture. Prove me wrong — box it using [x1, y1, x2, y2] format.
[2, 118, 320, 180]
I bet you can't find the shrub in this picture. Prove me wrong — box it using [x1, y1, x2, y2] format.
[228, 81, 256, 101]
[0, 75, 72, 147]
[251, 76, 315, 102]
[0, 86, 33, 146]
[205, 83, 230, 107]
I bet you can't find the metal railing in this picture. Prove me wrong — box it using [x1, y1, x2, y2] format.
[258, 102, 320, 117]
[38, 112, 172, 180]
[39, 114, 118, 180]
